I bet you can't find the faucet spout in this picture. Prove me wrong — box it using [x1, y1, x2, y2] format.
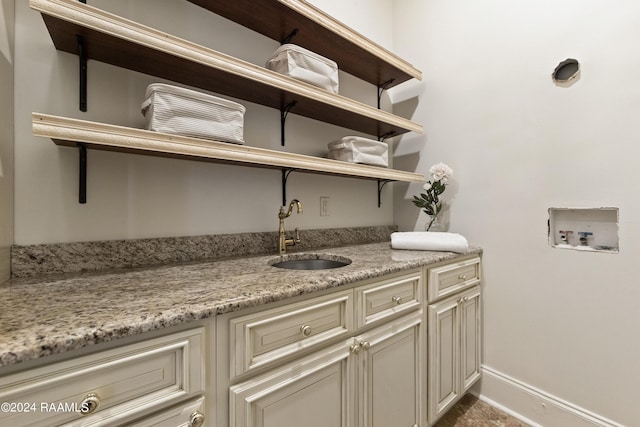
[280, 199, 303, 219]
[278, 199, 303, 254]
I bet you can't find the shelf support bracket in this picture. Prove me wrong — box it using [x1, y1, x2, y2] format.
[281, 29, 299, 45]
[78, 144, 87, 204]
[377, 79, 395, 109]
[377, 179, 394, 208]
[378, 131, 396, 142]
[282, 169, 295, 206]
[77, 35, 87, 112]
[280, 101, 297, 146]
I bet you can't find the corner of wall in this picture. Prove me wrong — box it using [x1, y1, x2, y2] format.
[0, 0, 15, 283]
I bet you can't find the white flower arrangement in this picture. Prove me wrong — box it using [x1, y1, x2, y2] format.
[412, 162, 453, 231]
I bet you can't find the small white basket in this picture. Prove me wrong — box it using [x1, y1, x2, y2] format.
[266, 44, 339, 93]
[142, 83, 246, 144]
[328, 136, 388, 167]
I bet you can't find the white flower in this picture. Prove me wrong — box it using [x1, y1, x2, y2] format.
[429, 162, 453, 182]
[423, 182, 432, 191]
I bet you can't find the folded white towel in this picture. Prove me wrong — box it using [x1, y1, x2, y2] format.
[391, 231, 469, 253]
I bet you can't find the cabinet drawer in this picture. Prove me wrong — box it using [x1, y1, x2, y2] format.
[427, 257, 481, 302]
[355, 270, 422, 328]
[0, 328, 204, 427]
[128, 396, 205, 427]
[230, 289, 353, 377]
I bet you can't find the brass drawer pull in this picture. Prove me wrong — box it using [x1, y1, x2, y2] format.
[190, 411, 205, 427]
[300, 325, 312, 336]
[458, 274, 467, 280]
[78, 392, 100, 416]
[391, 296, 402, 305]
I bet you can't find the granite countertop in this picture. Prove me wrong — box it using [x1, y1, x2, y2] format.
[0, 242, 481, 369]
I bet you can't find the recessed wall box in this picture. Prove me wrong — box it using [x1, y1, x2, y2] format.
[548, 207, 619, 253]
[552, 58, 580, 87]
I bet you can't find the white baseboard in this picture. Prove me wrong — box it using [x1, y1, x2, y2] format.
[472, 365, 625, 427]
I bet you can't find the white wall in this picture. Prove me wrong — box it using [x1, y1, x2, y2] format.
[13, 0, 395, 245]
[392, 0, 640, 425]
[0, 0, 14, 283]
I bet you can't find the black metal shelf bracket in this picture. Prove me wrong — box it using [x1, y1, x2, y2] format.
[378, 131, 396, 142]
[78, 144, 87, 204]
[377, 179, 394, 208]
[377, 79, 395, 109]
[280, 101, 297, 146]
[282, 168, 295, 206]
[281, 29, 299, 45]
[77, 35, 87, 112]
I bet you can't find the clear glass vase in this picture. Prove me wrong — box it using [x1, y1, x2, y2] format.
[425, 214, 445, 232]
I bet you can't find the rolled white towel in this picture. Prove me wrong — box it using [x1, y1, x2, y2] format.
[391, 231, 469, 253]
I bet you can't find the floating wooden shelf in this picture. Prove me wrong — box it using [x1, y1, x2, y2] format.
[30, 0, 423, 139]
[185, 0, 422, 88]
[33, 113, 425, 184]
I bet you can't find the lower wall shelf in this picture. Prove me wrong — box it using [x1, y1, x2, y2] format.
[32, 113, 424, 203]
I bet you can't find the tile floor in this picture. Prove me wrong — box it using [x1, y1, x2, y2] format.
[433, 394, 531, 427]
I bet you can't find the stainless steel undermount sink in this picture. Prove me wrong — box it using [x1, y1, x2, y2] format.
[269, 255, 352, 270]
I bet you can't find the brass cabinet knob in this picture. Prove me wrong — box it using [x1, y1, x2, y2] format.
[458, 274, 467, 280]
[190, 411, 205, 427]
[300, 325, 312, 336]
[391, 296, 402, 305]
[350, 343, 361, 354]
[359, 341, 371, 350]
[78, 392, 100, 416]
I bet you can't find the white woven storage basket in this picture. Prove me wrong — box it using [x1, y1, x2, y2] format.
[142, 83, 246, 144]
[328, 136, 388, 167]
[266, 44, 339, 93]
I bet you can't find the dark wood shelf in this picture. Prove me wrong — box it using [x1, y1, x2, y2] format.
[186, 0, 422, 88]
[33, 113, 425, 183]
[31, 0, 422, 139]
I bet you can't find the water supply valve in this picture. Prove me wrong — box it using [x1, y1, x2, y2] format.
[558, 230, 573, 245]
[578, 231, 593, 246]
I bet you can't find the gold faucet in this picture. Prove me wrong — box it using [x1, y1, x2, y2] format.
[278, 199, 303, 254]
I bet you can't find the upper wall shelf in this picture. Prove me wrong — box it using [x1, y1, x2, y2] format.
[33, 113, 425, 184]
[30, 0, 423, 139]
[185, 0, 422, 89]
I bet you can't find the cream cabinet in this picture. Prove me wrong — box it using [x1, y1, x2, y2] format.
[426, 256, 482, 425]
[229, 310, 424, 427]
[221, 269, 425, 427]
[0, 328, 206, 427]
[352, 310, 424, 427]
[229, 340, 350, 427]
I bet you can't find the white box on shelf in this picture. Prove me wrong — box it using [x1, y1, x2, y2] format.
[266, 44, 339, 93]
[328, 136, 388, 167]
[142, 83, 246, 144]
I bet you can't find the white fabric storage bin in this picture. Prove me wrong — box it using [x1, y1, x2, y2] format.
[266, 44, 339, 93]
[141, 83, 246, 144]
[328, 136, 389, 167]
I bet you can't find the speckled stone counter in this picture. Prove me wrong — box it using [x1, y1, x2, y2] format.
[0, 242, 481, 368]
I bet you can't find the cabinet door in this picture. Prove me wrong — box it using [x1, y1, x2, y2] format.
[428, 285, 482, 424]
[355, 310, 424, 427]
[229, 341, 351, 427]
[460, 286, 481, 391]
[428, 295, 460, 423]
